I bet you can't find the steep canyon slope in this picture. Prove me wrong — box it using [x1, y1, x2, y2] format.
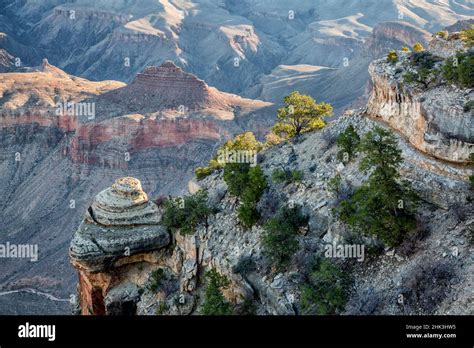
[0, 60, 274, 313]
[69, 35, 473, 316]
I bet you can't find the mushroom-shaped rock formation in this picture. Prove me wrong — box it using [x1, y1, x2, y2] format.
[70, 177, 169, 271]
[91, 177, 161, 226]
[69, 177, 170, 315]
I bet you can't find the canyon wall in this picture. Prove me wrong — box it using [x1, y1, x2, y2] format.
[367, 38, 473, 163]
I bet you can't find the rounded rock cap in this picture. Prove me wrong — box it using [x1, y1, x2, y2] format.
[90, 177, 160, 226]
[111, 177, 143, 197]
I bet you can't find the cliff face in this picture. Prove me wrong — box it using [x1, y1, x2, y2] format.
[68, 33, 473, 316]
[0, 61, 274, 313]
[370, 21, 431, 57]
[367, 38, 473, 163]
[70, 177, 170, 314]
[70, 112, 473, 316]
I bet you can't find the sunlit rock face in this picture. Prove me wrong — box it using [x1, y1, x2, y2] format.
[367, 36, 473, 164]
[90, 177, 161, 226]
[69, 177, 169, 315]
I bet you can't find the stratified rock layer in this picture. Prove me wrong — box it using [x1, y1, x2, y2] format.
[69, 177, 169, 315]
[97, 60, 272, 116]
[91, 177, 160, 226]
[70, 177, 168, 271]
[367, 37, 473, 163]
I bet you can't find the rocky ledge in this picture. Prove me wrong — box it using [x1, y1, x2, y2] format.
[367, 35, 473, 163]
[69, 111, 473, 316]
[69, 177, 170, 315]
[70, 177, 169, 271]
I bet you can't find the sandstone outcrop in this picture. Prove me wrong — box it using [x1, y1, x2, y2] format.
[98, 60, 272, 117]
[69, 110, 473, 316]
[367, 36, 473, 163]
[70, 177, 170, 315]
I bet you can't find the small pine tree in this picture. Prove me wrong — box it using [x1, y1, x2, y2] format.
[300, 258, 351, 315]
[413, 42, 424, 52]
[336, 125, 360, 163]
[271, 168, 304, 185]
[442, 52, 474, 88]
[223, 162, 250, 197]
[224, 163, 267, 228]
[162, 190, 212, 235]
[272, 91, 332, 139]
[237, 166, 268, 227]
[387, 50, 398, 64]
[262, 205, 308, 270]
[201, 270, 234, 315]
[335, 127, 418, 247]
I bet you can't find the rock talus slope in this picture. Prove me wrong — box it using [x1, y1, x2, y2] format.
[69, 34, 473, 314]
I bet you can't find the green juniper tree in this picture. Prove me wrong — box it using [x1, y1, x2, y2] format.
[224, 163, 267, 228]
[161, 190, 212, 235]
[336, 125, 360, 163]
[335, 127, 418, 247]
[201, 269, 234, 315]
[300, 258, 351, 315]
[261, 205, 309, 270]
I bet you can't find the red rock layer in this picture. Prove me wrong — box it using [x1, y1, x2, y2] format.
[67, 117, 221, 165]
[0, 112, 77, 132]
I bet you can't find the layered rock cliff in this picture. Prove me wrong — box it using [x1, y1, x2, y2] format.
[0, 60, 274, 313]
[367, 37, 473, 163]
[69, 31, 473, 316]
[70, 177, 169, 314]
[70, 110, 473, 315]
[2, 0, 469, 116]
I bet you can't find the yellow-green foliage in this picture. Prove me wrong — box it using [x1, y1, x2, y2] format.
[413, 42, 424, 52]
[263, 132, 283, 148]
[221, 131, 262, 153]
[435, 31, 448, 39]
[460, 25, 474, 48]
[272, 91, 332, 139]
[387, 50, 398, 64]
[195, 132, 262, 180]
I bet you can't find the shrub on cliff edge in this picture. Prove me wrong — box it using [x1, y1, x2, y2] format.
[201, 269, 234, 315]
[262, 205, 309, 271]
[336, 125, 360, 163]
[162, 190, 212, 235]
[387, 50, 398, 64]
[224, 163, 267, 228]
[272, 91, 332, 139]
[271, 167, 304, 185]
[443, 52, 474, 88]
[335, 127, 418, 247]
[300, 258, 351, 315]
